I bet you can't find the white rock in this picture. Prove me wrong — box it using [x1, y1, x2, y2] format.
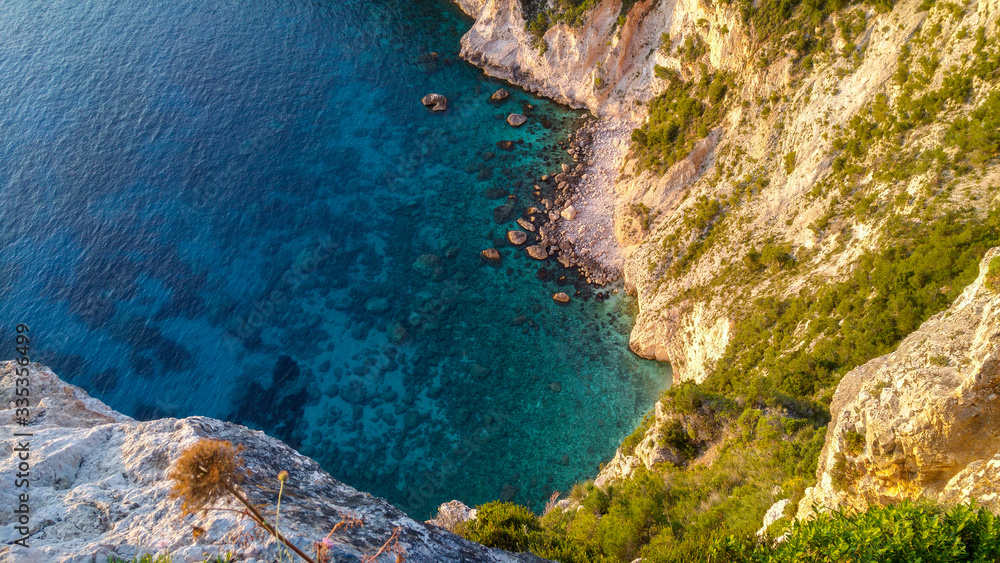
[0, 363, 543, 563]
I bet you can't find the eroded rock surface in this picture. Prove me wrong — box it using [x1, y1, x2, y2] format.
[0, 363, 546, 563]
[798, 248, 1000, 518]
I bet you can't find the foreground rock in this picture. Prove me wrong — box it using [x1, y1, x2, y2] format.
[427, 500, 477, 533]
[0, 363, 546, 563]
[420, 93, 448, 112]
[798, 248, 1000, 519]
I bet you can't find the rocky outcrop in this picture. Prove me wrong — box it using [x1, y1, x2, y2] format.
[594, 399, 714, 486]
[595, 402, 680, 487]
[454, 0, 487, 19]
[798, 248, 1000, 519]
[0, 363, 546, 563]
[460, 0, 748, 119]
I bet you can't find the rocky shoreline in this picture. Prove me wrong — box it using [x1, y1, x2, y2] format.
[502, 115, 629, 288]
[552, 117, 637, 284]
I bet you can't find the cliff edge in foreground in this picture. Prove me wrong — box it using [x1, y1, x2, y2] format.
[0, 363, 546, 563]
[799, 248, 1000, 519]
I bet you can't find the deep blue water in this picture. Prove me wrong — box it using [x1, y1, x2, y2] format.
[1, 0, 669, 517]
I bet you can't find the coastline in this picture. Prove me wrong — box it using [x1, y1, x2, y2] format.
[552, 117, 637, 286]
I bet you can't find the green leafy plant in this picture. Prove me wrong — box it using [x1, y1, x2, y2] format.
[985, 256, 1000, 291]
[784, 151, 796, 174]
[709, 501, 1000, 562]
[457, 502, 541, 552]
[843, 429, 865, 455]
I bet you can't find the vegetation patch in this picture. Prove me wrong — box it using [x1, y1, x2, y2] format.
[631, 68, 732, 174]
[710, 501, 1000, 562]
[987, 255, 1000, 291]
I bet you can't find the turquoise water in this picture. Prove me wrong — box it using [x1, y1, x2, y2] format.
[0, 0, 669, 517]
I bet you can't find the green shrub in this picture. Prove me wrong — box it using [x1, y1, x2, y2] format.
[668, 380, 705, 413]
[710, 501, 1000, 562]
[843, 429, 865, 455]
[457, 501, 541, 552]
[987, 256, 1000, 291]
[706, 210, 1000, 399]
[929, 354, 950, 366]
[621, 411, 656, 456]
[784, 151, 796, 174]
[658, 419, 697, 459]
[830, 452, 860, 491]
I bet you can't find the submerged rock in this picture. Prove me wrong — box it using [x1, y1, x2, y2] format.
[412, 254, 441, 278]
[481, 248, 501, 263]
[493, 198, 516, 223]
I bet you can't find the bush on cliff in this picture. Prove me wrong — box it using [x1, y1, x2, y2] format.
[457, 501, 542, 552]
[709, 501, 1000, 562]
[986, 256, 1000, 291]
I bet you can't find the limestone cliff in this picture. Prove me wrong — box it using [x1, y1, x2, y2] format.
[460, 0, 751, 120]
[458, 0, 1000, 386]
[797, 248, 1000, 518]
[0, 362, 545, 563]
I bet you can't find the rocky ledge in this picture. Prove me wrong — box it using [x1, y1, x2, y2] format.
[798, 248, 1000, 519]
[0, 363, 546, 563]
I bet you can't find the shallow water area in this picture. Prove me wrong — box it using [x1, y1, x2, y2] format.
[0, 0, 670, 517]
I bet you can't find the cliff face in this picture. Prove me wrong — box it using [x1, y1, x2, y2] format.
[459, 0, 1000, 387]
[460, 0, 750, 120]
[798, 248, 1000, 518]
[0, 363, 545, 563]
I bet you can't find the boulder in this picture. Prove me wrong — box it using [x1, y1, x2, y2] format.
[490, 88, 509, 102]
[421, 93, 447, 111]
[412, 254, 441, 277]
[560, 205, 577, 221]
[493, 198, 516, 223]
[507, 231, 528, 245]
[516, 217, 536, 232]
[506, 114, 527, 127]
[428, 500, 478, 532]
[481, 248, 501, 263]
[553, 292, 570, 303]
[526, 245, 548, 260]
[798, 248, 1000, 518]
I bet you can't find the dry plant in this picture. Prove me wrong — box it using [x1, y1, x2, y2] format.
[169, 438, 406, 562]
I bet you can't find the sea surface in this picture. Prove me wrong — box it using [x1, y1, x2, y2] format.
[0, 0, 670, 517]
